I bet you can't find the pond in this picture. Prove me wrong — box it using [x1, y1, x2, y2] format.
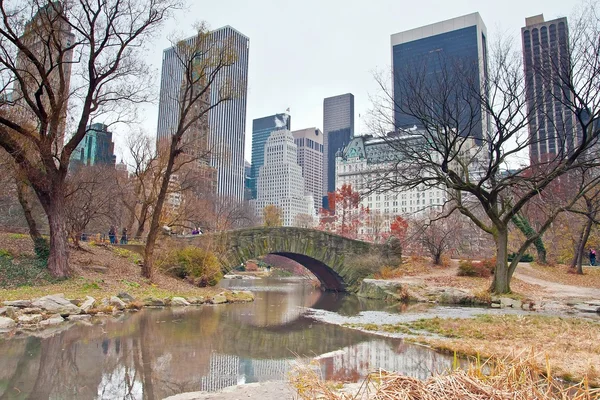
[0, 278, 455, 399]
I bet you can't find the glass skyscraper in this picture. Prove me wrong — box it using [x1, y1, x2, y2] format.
[69, 123, 116, 170]
[521, 15, 577, 164]
[323, 94, 354, 208]
[250, 113, 291, 199]
[157, 26, 249, 201]
[391, 13, 488, 141]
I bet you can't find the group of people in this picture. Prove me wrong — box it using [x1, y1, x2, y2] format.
[108, 226, 128, 245]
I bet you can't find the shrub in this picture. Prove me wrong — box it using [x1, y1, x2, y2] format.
[458, 259, 492, 278]
[160, 247, 223, 287]
[508, 253, 534, 262]
[375, 266, 402, 279]
[439, 255, 451, 268]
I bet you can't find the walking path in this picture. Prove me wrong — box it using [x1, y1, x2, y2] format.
[514, 263, 600, 300]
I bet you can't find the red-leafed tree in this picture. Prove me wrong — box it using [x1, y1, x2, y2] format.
[318, 184, 365, 239]
[389, 216, 409, 242]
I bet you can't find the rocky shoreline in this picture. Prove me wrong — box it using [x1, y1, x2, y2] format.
[0, 290, 255, 333]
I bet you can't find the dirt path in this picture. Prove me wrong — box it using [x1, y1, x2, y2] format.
[513, 263, 600, 300]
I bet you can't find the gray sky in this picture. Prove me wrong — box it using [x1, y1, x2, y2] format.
[116, 0, 578, 163]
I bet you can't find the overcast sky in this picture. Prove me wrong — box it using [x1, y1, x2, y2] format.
[115, 0, 578, 163]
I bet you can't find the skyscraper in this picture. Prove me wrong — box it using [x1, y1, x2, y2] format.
[252, 129, 314, 227]
[391, 13, 488, 141]
[250, 113, 291, 199]
[292, 128, 323, 213]
[157, 26, 249, 201]
[69, 123, 117, 170]
[323, 94, 354, 207]
[522, 15, 577, 164]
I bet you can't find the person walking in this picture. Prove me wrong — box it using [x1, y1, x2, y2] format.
[590, 248, 597, 267]
[108, 226, 116, 244]
[120, 228, 128, 245]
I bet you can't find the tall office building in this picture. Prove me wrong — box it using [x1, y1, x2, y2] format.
[292, 128, 323, 213]
[157, 26, 249, 201]
[323, 94, 354, 207]
[14, 2, 75, 151]
[522, 15, 577, 164]
[252, 129, 314, 227]
[391, 13, 488, 141]
[250, 113, 291, 198]
[69, 123, 117, 170]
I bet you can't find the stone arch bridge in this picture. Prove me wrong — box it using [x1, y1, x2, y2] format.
[173, 227, 402, 292]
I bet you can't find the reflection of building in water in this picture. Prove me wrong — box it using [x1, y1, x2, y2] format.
[240, 358, 293, 383]
[201, 353, 240, 392]
[316, 340, 451, 382]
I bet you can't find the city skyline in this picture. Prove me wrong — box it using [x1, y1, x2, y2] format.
[108, 0, 571, 166]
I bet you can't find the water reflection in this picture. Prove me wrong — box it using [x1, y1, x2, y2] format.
[0, 279, 454, 400]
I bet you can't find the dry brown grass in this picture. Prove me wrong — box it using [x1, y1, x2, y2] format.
[291, 355, 600, 399]
[528, 263, 600, 289]
[405, 315, 600, 387]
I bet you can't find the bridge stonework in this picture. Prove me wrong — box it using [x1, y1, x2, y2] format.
[179, 227, 402, 292]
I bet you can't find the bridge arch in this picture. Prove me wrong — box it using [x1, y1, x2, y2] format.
[180, 227, 402, 291]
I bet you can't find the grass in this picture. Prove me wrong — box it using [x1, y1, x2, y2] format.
[0, 254, 60, 289]
[529, 263, 600, 289]
[290, 355, 600, 399]
[349, 314, 600, 386]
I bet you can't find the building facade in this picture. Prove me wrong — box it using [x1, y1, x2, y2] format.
[250, 113, 291, 199]
[292, 128, 323, 212]
[391, 13, 488, 141]
[521, 15, 578, 164]
[335, 134, 448, 232]
[323, 94, 354, 207]
[69, 123, 117, 170]
[156, 26, 249, 201]
[252, 129, 315, 227]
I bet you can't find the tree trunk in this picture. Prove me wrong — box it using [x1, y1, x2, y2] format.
[14, 177, 44, 242]
[574, 218, 593, 274]
[40, 190, 71, 277]
[490, 228, 511, 294]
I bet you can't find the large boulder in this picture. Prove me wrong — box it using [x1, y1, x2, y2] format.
[187, 297, 206, 305]
[357, 279, 407, 301]
[80, 296, 96, 313]
[31, 294, 82, 315]
[0, 316, 16, 330]
[144, 298, 165, 307]
[171, 297, 191, 307]
[3, 300, 32, 308]
[109, 297, 127, 310]
[40, 314, 64, 327]
[117, 292, 135, 303]
[210, 293, 228, 304]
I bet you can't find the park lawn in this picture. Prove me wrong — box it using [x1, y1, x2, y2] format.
[528, 263, 600, 289]
[357, 314, 600, 386]
[0, 232, 224, 301]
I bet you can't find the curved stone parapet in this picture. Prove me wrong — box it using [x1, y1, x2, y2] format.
[177, 227, 402, 292]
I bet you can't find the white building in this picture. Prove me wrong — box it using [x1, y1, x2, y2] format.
[335, 133, 448, 228]
[252, 129, 315, 227]
[292, 128, 324, 213]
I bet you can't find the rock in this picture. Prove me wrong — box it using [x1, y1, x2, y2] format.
[31, 294, 82, 315]
[20, 307, 43, 314]
[585, 301, 600, 307]
[100, 298, 110, 307]
[433, 287, 477, 305]
[187, 297, 205, 305]
[171, 297, 191, 306]
[163, 298, 172, 306]
[0, 307, 6, 316]
[210, 294, 228, 304]
[229, 291, 255, 303]
[3, 300, 32, 308]
[109, 296, 127, 310]
[68, 314, 92, 322]
[357, 279, 406, 301]
[144, 297, 165, 307]
[491, 303, 501, 308]
[117, 292, 135, 303]
[17, 314, 43, 324]
[39, 314, 64, 327]
[69, 299, 83, 306]
[573, 304, 600, 314]
[498, 297, 522, 309]
[0, 316, 16, 330]
[80, 296, 96, 313]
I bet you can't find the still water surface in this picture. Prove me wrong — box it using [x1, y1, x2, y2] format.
[0, 279, 454, 399]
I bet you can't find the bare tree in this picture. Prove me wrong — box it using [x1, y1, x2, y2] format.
[369, 6, 600, 293]
[414, 211, 465, 265]
[143, 23, 242, 279]
[0, 0, 180, 276]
